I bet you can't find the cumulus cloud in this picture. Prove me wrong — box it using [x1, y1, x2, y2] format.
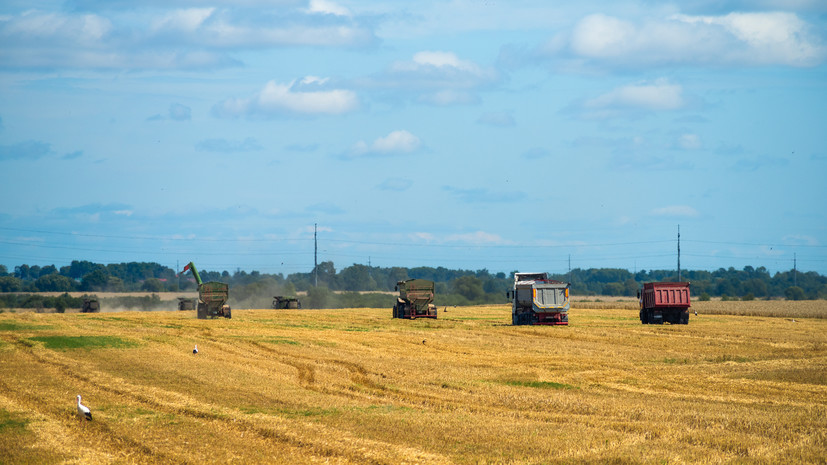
[677, 133, 702, 150]
[364, 50, 499, 106]
[214, 77, 359, 117]
[346, 130, 421, 159]
[579, 79, 686, 119]
[0, 6, 375, 70]
[307, 0, 351, 17]
[548, 11, 825, 68]
[650, 205, 700, 218]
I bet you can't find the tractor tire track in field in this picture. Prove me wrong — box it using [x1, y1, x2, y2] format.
[7, 335, 451, 465]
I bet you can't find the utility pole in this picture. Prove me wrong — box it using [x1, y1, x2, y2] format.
[677, 225, 681, 282]
[314, 223, 318, 287]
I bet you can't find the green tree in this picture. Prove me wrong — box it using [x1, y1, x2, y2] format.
[0, 276, 23, 292]
[452, 276, 485, 301]
[784, 286, 806, 301]
[34, 274, 75, 292]
[81, 269, 110, 291]
[141, 278, 164, 292]
[307, 286, 333, 308]
[340, 264, 377, 291]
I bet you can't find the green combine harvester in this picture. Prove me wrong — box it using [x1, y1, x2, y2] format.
[393, 279, 437, 319]
[182, 262, 231, 319]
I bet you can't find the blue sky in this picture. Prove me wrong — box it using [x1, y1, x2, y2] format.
[1, 0, 826, 276]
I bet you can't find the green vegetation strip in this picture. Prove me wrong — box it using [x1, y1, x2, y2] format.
[0, 409, 29, 432]
[27, 335, 137, 350]
[499, 380, 577, 390]
[0, 321, 51, 331]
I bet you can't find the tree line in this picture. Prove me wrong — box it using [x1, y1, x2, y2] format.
[1, 261, 825, 306]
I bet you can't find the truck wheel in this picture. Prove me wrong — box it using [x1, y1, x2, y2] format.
[640, 310, 647, 324]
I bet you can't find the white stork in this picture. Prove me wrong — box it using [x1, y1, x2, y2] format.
[76, 395, 92, 421]
[193, 344, 199, 354]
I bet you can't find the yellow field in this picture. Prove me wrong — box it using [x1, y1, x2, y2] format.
[1, 305, 825, 464]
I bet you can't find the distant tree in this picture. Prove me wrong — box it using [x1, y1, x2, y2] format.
[141, 278, 164, 293]
[307, 286, 333, 308]
[741, 293, 755, 301]
[784, 286, 805, 301]
[340, 264, 376, 291]
[0, 276, 23, 292]
[0, 265, 7, 276]
[39, 265, 58, 277]
[34, 274, 75, 292]
[699, 292, 711, 301]
[452, 276, 485, 302]
[80, 269, 111, 291]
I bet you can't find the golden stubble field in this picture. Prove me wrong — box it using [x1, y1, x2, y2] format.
[1, 302, 825, 464]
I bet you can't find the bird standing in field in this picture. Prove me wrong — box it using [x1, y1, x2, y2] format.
[193, 344, 198, 354]
[76, 395, 92, 421]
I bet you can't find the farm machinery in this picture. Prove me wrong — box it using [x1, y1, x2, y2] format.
[638, 282, 691, 324]
[272, 296, 301, 309]
[508, 272, 570, 325]
[81, 298, 100, 313]
[177, 297, 197, 311]
[181, 262, 231, 319]
[393, 279, 437, 319]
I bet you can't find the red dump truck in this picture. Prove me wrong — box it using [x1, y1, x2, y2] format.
[638, 282, 691, 325]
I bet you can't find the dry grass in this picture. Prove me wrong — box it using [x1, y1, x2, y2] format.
[0, 305, 825, 464]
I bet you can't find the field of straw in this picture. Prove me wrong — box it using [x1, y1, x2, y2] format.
[1, 303, 825, 464]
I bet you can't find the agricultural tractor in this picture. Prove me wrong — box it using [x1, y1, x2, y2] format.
[393, 279, 438, 319]
[177, 297, 197, 311]
[508, 272, 570, 325]
[181, 262, 231, 319]
[272, 296, 301, 309]
[638, 282, 691, 324]
[81, 298, 100, 313]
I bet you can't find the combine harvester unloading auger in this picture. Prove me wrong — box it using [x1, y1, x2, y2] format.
[181, 262, 231, 319]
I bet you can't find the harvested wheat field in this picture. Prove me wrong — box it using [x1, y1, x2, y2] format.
[1, 304, 825, 464]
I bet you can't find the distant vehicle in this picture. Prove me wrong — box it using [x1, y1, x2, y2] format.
[273, 296, 301, 309]
[81, 298, 100, 313]
[181, 262, 231, 319]
[638, 282, 691, 324]
[508, 272, 570, 325]
[177, 297, 197, 311]
[393, 279, 437, 319]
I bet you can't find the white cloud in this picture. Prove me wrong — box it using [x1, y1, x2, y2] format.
[348, 130, 421, 158]
[0, 7, 375, 70]
[151, 8, 214, 33]
[214, 78, 359, 117]
[558, 11, 826, 68]
[582, 79, 685, 118]
[409, 231, 510, 245]
[677, 133, 702, 150]
[650, 206, 700, 218]
[370, 50, 499, 106]
[307, 0, 351, 17]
